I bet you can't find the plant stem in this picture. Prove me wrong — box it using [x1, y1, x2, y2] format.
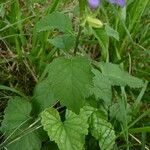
[42, 0, 61, 53]
[74, 25, 82, 54]
[74, 0, 85, 54]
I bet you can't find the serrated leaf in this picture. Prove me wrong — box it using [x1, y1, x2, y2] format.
[1, 97, 32, 133]
[45, 56, 93, 113]
[48, 34, 75, 51]
[91, 69, 112, 106]
[41, 108, 88, 150]
[90, 111, 116, 150]
[35, 11, 72, 33]
[33, 80, 56, 113]
[105, 25, 119, 41]
[99, 62, 144, 88]
[1, 97, 41, 150]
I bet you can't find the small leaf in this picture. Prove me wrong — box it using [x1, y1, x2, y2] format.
[91, 69, 112, 106]
[48, 34, 75, 51]
[105, 25, 119, 41]
[45, 56, 93, 113]
[35, 11, 72, 33]
[90, 111, 116, 150]
[99, 62, 144, 88]
[41, 108, 88, 150]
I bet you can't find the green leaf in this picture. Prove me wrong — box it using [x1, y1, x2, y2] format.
[1, 97, 41, 150]
[35, 11, 72, 33]
[79, 106, 115, 150]
[80, 105, 107, 124]
[92, 28, 109, 60]
[99, 62, 144, 88]
[6, 132, 41, 150]
[79, 105, 96, 123]
[45, 56, 93, 113]
[1, 97, 32, 133]
[109, 102, 132, 124]
[48, 34, 75, 51]
[90, 111, 116, 150]
[41, 108, 88, 150]
[105, 25, 119, 41]
[91, 69, 112, 106]
[33, 80, 56, 113]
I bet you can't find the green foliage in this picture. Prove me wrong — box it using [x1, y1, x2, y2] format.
[92, 28, 109, 60]
[0, 0, 149, 149]
[48, 34, 75, 51]
[33, 80, 56, 113]
[6, 132, 41, 150]
[1, 97, 31, 133]
[35, 11, 73, 33]
[38, 56, 93, 113]
[89, 111, 116, 150]
[80, 106, 115, 150]
[98, 62, 144, 88]
[128, 0, 149, 32]
[109, 102, 132, 123]
[41, 108, 88, 150]
[91, 69, 112, 106]
[1, 97, 41, 150]
[105, 25, 119, 41]
[41, 106, 116, 150]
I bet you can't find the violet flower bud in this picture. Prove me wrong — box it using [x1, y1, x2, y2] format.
[88, 0, 101, 9]
[109, 0, 125, 7]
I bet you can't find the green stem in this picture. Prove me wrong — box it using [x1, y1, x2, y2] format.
[73, 0, 85, 54]
[78, 0, 85, 17]
[41, 0, 61, 52]
[74, 26, 82, 54]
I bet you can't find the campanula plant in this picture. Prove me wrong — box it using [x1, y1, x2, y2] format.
[0, 0, 149, 150]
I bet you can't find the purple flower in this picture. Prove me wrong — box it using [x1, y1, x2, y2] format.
[109, 0, 125, 7]
[88, 0, 101, 9]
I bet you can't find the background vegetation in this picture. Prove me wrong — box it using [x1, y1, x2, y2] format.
[0, 0, 149, 149]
